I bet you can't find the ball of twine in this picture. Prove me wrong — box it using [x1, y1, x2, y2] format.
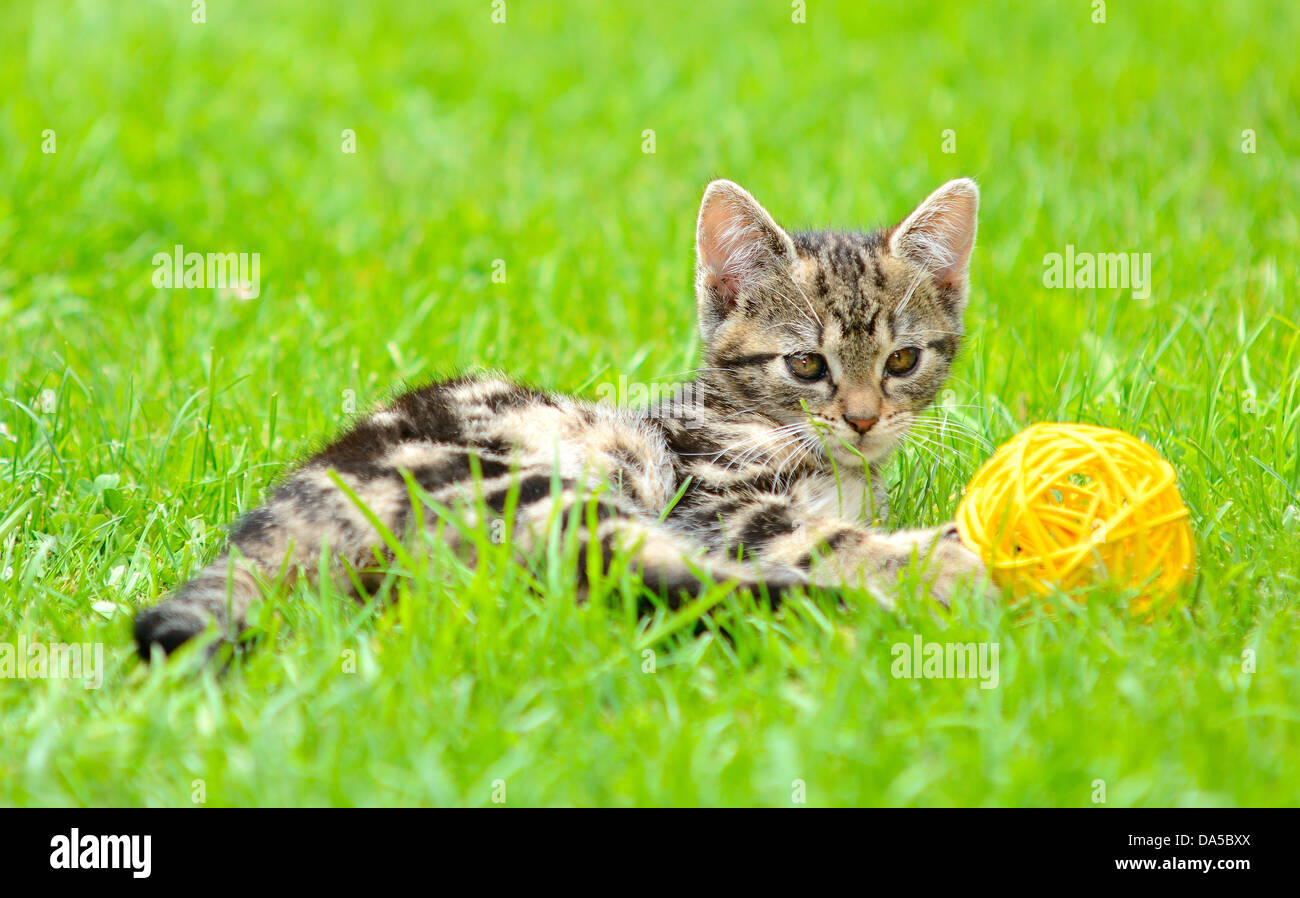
[955, 423, 1195, 613]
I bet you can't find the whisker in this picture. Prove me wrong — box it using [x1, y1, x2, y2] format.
[911, 415, 988, 436]
[720, 425, 808, 473]
[911, 416, 992, 445]
[906, 423, 989, 451]
[707, 424, 806, 467]
[901, 433, 967, 478]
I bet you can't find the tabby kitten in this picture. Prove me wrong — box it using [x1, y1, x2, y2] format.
[135, 177, 987, 657]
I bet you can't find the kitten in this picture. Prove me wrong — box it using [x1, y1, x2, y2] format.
[135, 178, 987, 657]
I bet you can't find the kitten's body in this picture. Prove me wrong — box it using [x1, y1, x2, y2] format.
[135, 178, 987, 657]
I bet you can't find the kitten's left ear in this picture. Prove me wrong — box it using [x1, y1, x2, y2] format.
[890, 178, 979, 295]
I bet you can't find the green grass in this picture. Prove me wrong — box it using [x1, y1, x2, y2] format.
[1, 0, 1298, 807]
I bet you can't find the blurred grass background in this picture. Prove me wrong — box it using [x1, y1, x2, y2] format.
[0, 0, 1297, 806]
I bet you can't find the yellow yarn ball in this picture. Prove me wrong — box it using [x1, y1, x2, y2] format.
[955, 423, 1195, 613]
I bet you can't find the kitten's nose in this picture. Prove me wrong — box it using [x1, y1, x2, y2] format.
[843, 413, 879, 434]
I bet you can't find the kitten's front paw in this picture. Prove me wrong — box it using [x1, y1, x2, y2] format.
[811, 523, 993, 609]
[894, 523, 993, 608]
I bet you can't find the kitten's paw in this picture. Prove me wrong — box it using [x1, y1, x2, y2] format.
[909, 523, 991, 608]
[807, 523, 993, 609]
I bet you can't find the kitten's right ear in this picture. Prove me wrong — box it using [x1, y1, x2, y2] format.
[695, 180, 796, 334]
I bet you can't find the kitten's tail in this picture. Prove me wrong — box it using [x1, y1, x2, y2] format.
[133, 555, 263, 659]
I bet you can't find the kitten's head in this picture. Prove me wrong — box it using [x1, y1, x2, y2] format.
[693, 177, 978, 469]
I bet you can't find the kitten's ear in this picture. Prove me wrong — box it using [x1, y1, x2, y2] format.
[695, 180, 796, 328]
[889, 178, 979, 294]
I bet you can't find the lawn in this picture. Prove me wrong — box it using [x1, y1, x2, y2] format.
[1, 0, 1297, 807]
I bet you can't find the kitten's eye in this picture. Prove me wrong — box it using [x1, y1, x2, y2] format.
[885, 348, 920, 376]
[786, 352, 828, 381]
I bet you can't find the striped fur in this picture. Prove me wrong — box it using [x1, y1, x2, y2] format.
[135, 178, 988, 658]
